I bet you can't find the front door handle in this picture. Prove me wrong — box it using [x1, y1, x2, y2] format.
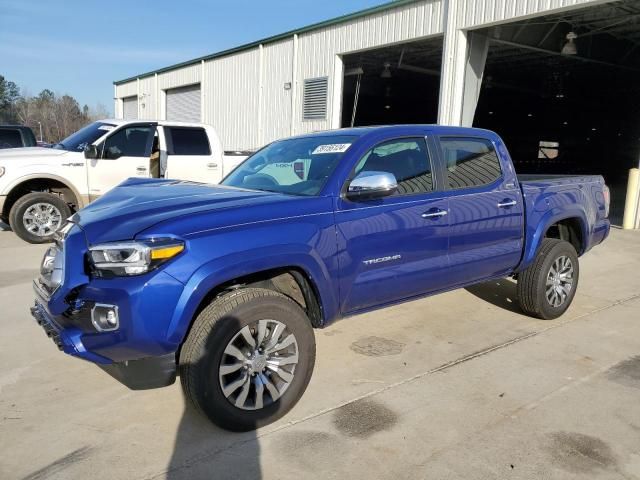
[422, 208, 448, 219]
[497, 199, 517, 208]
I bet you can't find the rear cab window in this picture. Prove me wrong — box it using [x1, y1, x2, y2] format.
[167, 127, 211, 156]
[439, 137, 502, 189]
[0, 129, 22, 148]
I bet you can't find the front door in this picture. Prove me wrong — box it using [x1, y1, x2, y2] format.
[87, 124, 154, 198]
[336, 136, 449, 313]
[437, 136, 524, 286]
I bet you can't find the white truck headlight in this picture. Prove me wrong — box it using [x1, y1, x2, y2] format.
[88, 239, 184, 277]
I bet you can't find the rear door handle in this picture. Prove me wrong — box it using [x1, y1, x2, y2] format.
[207, 162, 218, 169]
[497, 199, 517, 208]
[422, 208, 448, 219]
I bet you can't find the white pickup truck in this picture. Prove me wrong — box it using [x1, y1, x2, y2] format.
[0, 120, 248, 243]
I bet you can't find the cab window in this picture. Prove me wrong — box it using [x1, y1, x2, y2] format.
[354, 137, 434, 195]
[102, 126, 153, 159]
[439, 137, 502, 189]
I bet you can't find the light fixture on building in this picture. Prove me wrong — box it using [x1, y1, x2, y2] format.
[283, 82, 292, 90]
[561, 32, 578, 55]
[381, 62, 392, 78]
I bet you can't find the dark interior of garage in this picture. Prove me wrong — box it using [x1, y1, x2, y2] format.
[475, 0, 640, 222]
[340, 1, 640, 223]
[341, 38, 442, 127]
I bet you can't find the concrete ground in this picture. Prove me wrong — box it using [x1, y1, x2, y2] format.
[0, 223, 639, 480]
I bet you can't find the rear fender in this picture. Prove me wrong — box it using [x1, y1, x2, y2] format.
[519, 207, 588, 271]
[165, 248, 338, 346]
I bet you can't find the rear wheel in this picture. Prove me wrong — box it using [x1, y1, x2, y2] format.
[517, 238, 579, 319]
[9, 192, 70, 244]
[179, 287, 316, 431]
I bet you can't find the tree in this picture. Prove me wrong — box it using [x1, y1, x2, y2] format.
[0, 75, 20, 123]
[1, 74, 108, 142]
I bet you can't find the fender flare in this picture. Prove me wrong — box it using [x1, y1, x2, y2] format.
[520, 208, 589, 270]
[164, 248, 339, 346]
[2, 173, 86, 209]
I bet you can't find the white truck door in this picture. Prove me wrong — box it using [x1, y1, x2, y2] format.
[87, 124, 154, 198]
[163, 126, 223, 183]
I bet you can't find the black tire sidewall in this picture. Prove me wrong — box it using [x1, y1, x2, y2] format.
[9, 193, 70, 244]
[186, 291, 316, 431]
[536, 242, 580, 319]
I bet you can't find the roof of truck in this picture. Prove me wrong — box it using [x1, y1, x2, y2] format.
[99, 119, 211, 128]
[287, 124, 499, 139]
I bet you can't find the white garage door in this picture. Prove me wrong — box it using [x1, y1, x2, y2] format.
[166, 84, 201, 122]
[122, 96, 138, 119]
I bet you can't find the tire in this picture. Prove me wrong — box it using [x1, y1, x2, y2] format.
[9, 192, 71, 244]
[517, 238, 580, 320]
[179, 287, 316, 431]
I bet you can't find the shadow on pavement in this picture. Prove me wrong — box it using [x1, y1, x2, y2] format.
[167, 315, 262, 480]
[465, 278, 523, 314]
[166, 406, 261, 480]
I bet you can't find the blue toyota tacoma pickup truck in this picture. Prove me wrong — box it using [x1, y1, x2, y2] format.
[31, 125, 610, 431]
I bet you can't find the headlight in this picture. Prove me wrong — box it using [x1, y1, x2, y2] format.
[0, 166, 5, 177]
[88, 239, 184, 277]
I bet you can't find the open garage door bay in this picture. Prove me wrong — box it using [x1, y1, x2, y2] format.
[473, 0, 640, 225]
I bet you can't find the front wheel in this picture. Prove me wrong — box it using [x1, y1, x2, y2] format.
[9, 192, 71, 244]
[179, 287, 316, 431]
[517, 238, 579, 319]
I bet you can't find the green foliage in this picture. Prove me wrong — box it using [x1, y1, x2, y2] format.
[0, 74, 109, 143]
[0, 75, 21, 123]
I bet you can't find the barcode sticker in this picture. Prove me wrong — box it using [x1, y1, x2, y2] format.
[312, 143, 351, 154]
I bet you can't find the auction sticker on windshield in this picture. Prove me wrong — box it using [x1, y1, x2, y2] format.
[312, 143, 351, 154]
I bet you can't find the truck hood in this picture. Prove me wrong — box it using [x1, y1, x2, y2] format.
[0, 147, 68, 160]
[72, 178, 295, 244]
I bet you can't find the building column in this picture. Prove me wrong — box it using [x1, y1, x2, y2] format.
[438, 0, 488, 127]
[461, 32, 489, 126]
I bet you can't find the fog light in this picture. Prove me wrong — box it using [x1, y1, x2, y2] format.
[91, 304, 119, 332]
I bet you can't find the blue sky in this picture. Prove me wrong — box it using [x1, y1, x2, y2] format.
[0, 0, 389, 115]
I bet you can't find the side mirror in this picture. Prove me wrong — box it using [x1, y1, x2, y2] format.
[84, 144, 98, 159]
[347, 171, 397, 200]
[104, 146, 122, 160]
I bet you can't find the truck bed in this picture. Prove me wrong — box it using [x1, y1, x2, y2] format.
[517, 173, 603, 185]
[516, 172, 609, 269]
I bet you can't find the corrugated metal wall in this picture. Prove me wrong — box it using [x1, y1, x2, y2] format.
[456, 0, 600, 28]
[204, 48, 261, 150]
[261, 40, 295, 144]
[158, 63, 201, 90]
[114, 0, 607, 149]
[294, 0, 444, 134]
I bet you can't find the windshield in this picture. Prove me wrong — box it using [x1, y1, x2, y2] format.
[54, 122, 115, 151]
[222, 135, 358, 196]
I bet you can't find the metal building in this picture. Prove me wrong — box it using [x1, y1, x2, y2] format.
[114, 0, 640, 223]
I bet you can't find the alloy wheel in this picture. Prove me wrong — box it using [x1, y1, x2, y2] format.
[23, 202, 62, 237]
[218, 319, 299, 410]
[545, 255, 574, 307]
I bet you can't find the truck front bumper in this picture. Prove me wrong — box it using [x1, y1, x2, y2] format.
[30, 296, 178, 389]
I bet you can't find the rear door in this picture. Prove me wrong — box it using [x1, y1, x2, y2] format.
[87, 123, 154, 198]
[336, 135, 450, 313]
[437, 136, 524, 286]
[163, 126, 220, 182]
